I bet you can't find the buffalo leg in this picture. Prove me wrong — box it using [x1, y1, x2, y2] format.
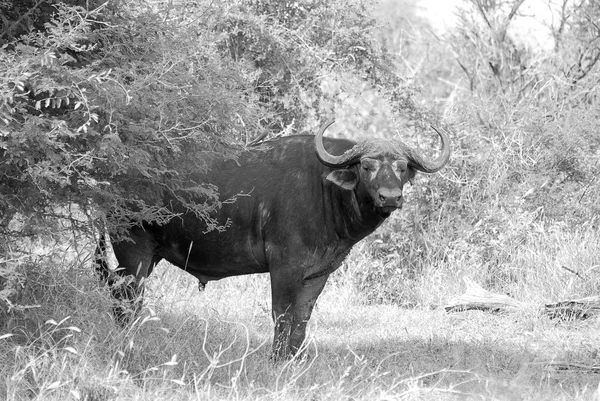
[270, 272, 329, 359]
[94, 233, 114, 285]
[100, 227, 161, 324]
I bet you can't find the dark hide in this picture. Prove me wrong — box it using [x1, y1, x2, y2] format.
[95, 134, 434, 359]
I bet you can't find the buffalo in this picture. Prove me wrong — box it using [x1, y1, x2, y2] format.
[95, 119, 450, 359]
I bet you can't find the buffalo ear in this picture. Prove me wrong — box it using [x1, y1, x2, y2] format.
[326, 169, 358, 190]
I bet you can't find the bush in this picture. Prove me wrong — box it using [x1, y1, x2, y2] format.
[344, 0, 600, 305]
[0, 1, 259, 314]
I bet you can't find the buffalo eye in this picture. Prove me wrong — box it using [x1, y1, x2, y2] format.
[392, 160, 408, 174]
[361, 158, 378, 172]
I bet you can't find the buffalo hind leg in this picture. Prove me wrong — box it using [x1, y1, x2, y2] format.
[95, 227, 161, 325]
[95, 232, 112, 284]
[270, 272, 329, 360]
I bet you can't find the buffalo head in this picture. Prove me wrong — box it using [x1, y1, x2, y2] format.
[315, 119, 450, 217]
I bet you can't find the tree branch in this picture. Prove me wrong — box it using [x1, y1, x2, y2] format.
[0, 0, 48, 42]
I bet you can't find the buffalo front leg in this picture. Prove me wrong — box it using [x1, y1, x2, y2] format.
[108, 228, 161, 324]
[270, 272, 329, 360]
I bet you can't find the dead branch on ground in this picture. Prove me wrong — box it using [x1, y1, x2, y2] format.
[445, 277, 600, 320]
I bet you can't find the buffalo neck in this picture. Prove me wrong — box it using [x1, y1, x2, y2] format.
[324, 168, 388, 243]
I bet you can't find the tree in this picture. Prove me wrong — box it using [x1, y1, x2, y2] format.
[0, 1, 266, 249]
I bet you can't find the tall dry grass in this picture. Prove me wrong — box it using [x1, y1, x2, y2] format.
[1, 226, 599, 400]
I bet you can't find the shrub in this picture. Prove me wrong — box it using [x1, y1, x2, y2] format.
[345, 0, 600, 305]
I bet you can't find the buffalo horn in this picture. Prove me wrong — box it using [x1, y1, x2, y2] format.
[406, 126, 451, 173]
[315, 120, 451, 173]
[314, 119, 364, 168]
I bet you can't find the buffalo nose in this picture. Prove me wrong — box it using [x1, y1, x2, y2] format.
[377, 188, 402, 204]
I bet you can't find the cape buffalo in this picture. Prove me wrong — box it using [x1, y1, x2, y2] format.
[95, 119, 450, 359]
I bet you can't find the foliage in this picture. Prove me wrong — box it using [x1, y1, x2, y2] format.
[443, 0, 600, 223]
[0, 1, 260, 247]
[350, 0, 600, 304]
[213, 0, 408, 133]
[0, 0, 107, 46]
[0, 0, 252, 312]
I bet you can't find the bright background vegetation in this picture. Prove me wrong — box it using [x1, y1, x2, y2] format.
[1, 0, 600, 399]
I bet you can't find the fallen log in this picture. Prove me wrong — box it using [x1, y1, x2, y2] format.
[444, 277, 524, 313]
[544, 297, 600, 320]
[445, 277, 600, 320]
[544, 361, 600, 373]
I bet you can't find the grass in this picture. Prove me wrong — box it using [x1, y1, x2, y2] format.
[1, 220, 600, 400]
